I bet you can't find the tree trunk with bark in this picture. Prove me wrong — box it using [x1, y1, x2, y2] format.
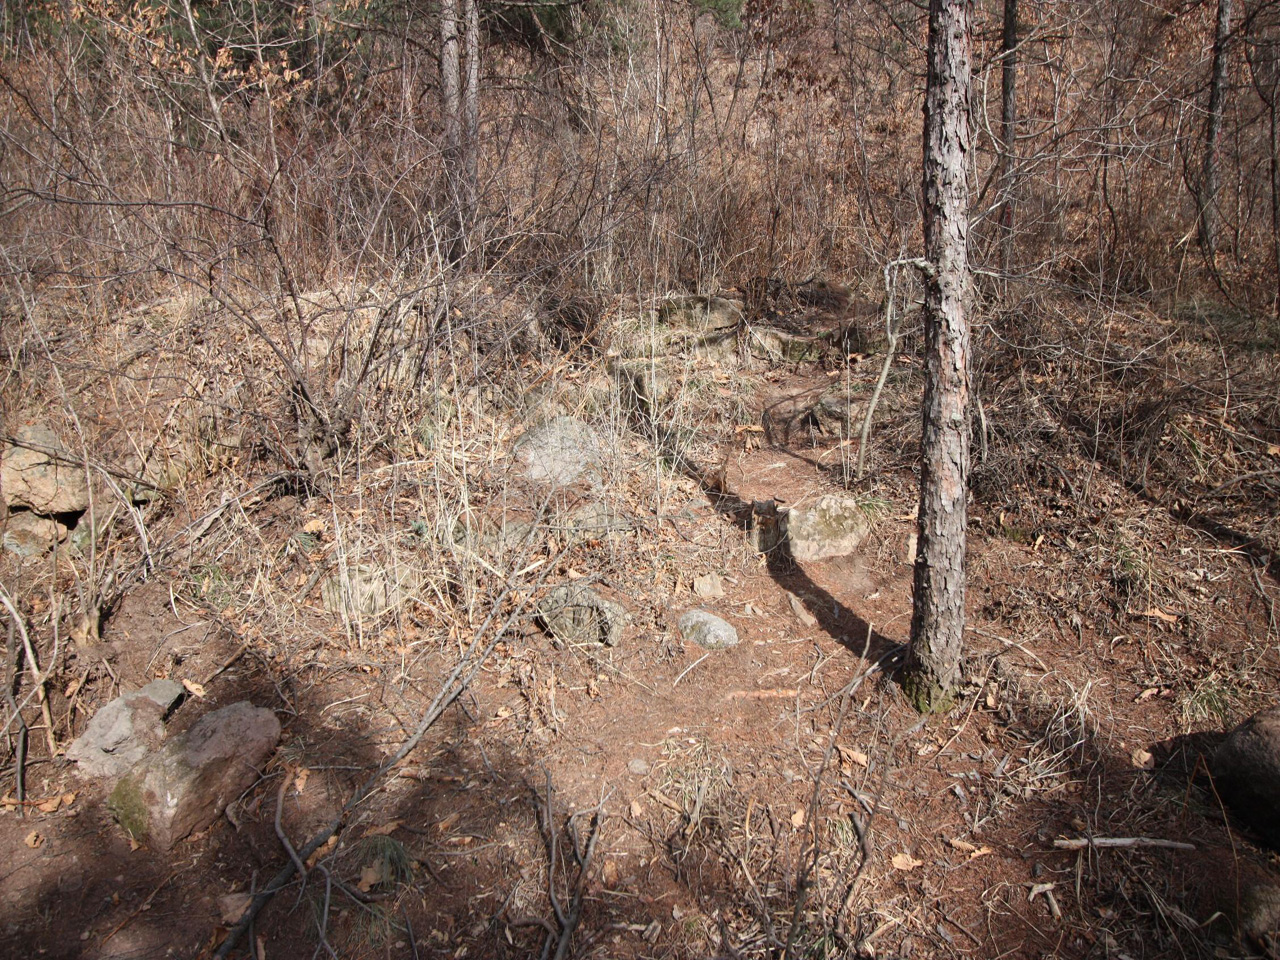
[906, 0, 973, 714]
[462, 0, 480, 243]
[440, 0, 461, 168]
[997, 0, 1017, 272]
[1200, 0, 1233, 259]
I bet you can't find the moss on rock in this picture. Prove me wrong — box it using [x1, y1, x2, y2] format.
[107, 775, 150, 842]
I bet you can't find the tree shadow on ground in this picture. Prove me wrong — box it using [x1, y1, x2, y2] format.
[670, 439, 906, 669]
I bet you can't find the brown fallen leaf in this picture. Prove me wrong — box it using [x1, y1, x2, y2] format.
[948, 837, 977, 854]
[293, 768, 310, 794]
[1136, 607, 1179, 625]
[1131, 747, 1155, 770]
[37, 796, 61, 814]
[837, 745, 870, 768]
[304, 835, 337, 869]
[363, 819, 403, 837]
[182, 678, 207, 699]
[219, 892, 253, 925]
[891, 852, 922, 871]
[791, 808, 807, 828]
[25, 830, 45, 848]
[302, 519, 325, 534]
[629, 799, 644, 819]
[357, 862, 390, 893]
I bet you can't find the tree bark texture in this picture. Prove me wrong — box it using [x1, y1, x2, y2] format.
[907, 0, 972, 712]
[463, 0, 480, 214]
[1200, 0, 1233, 258]
[998, 0, 1017, 271]
[440, 0, 461, 165]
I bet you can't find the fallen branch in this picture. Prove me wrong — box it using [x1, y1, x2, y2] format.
[522, 770, 608, 960]
[1053, 836, 1196, 852]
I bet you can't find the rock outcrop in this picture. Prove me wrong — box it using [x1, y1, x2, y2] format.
[108, 702, 281, 850]
[1, 423, 90, 515]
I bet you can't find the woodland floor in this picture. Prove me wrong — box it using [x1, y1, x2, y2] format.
[1, 292, 1278, 960]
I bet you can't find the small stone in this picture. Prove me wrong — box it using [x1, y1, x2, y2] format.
[2, 511, 68, 558]
[783, 495, 871, 563]
[677, 610, 739, 650]
[67, 680, 185, 779]
[627, 758, 651, 776]
[692, 573, 725, 599]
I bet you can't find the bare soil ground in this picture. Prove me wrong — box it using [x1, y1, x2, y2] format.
[1, 292, 1278, 960]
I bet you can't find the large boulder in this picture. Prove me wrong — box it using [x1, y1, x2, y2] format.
[108, 701, 281, 850]
[1212, 704, 1280, 848]
[67, 679, 185, 779]
[678, 610, 739, 650]
[784, 495, 872, 563]
[1, 423, 90, 514]
[539, 584, 627, 647]
[513, 417, 604, 486]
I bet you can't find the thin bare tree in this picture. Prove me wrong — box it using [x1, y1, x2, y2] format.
[1200, 0, 1234, 259]
[906, 0, 973, 713]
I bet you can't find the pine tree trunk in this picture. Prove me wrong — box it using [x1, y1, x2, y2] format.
[906, 0, 972, 714]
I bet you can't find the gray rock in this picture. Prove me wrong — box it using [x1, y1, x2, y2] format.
[108, 701, 280, 850]
[627, 758, 651, 776]
[67, 680, 185, 778]
[539, 584, 627, 647]
[321, 563, 422, 621]
[1, 423, 90, 514]
[657, 295, 744, 333]
[1238, 880, 1280, 940]
[563, 502, 631, 539]
[1, 511, 68, 558]
[784, 495, 872, 562]
[1212, 704, 1280, 848]
[513, 417, 604, 486]
[678, 610, 739, 650]
[746, 327, 827, 363]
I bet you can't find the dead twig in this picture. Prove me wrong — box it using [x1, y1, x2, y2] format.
[1052, 836, 1196, 851]
[528, 770, 609, 960]
[100, 870, 181, 946]
[2, 619, 27, 818]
